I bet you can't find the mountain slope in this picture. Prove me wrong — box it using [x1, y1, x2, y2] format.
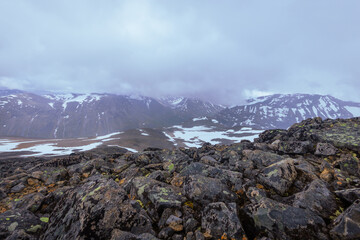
[0, 92, 182, 138]
[0, 91, 224, 139]
[216, 94, 360, 129]
[159, 97, 224, 119]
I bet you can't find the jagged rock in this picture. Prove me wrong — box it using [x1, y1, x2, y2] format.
[0, 209, 43, 239]
[330, 200, 360, 240]
[137, 233, 160, 240]
[293, 179, 337, 219]
[110, 229, 137, 240]
[132, 177, 182, 215]
[41, 167, 67, 185]
[315, 143, 338, 156]
[1, 117, 360, 239]
[199, 155, 218, 166]
[0, 188, 6, 200]
[243, 149, 284, 168]
[335, 188, 360, 204]
[184, 218, 198, 233]
[10, 192, 45, 213]
[183, 175, 237, 205]
[10, 183, 26, 193]
[5, 229, 37, 240]
[278, 140, 314, 154]
[42, 176, 154, 239]
[335, 154, 359, 177]
[39, 186, 72, 214]
[242, 198, 327, 239]
[158, 227, 175, 239]
[257, 158, 297, 195]
[201, 202, 245, 239]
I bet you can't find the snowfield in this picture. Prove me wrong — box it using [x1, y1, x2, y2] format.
[164, 125, 263, 148]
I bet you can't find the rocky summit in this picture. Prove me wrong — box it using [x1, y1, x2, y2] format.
[1, 117, 360, 240]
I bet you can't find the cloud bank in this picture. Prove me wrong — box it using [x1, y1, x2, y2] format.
[0, 0, 359, 104]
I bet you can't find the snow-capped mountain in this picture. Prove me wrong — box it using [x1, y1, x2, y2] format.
[0, 91, 181, 138]
[158, 97, 224, 119]
[215, 94, 360, 129]
[0, 91, 225, 139]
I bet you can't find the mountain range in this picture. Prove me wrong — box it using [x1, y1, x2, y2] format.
[216, 94, 360, 129]
[0, 90, 359, 139]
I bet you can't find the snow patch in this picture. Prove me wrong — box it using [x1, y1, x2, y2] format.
[345, 106, 360, 117]
[192, 117, 208, 121]
[166, 125, 262, 148]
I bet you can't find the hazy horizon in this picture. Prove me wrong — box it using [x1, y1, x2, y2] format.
[1, 1, 360, 105]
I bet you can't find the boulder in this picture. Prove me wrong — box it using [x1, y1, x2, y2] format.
[257, 159, 297, 195]
[242, 198, 327, 239]
[315, 143, 338, 156]
[243, 150, 284, 168]
[0, 209, 43, 239]
[201, 202, 245, 239]
[335, 188, 360, 204]
[330, 200, 360, 240]
[10, 192, 45, 213]
[183, 175, 237, 205]
[42, 176, 154, 239]
[278, 141, 314, 154]
[293, 179, 337, 219]
[132, 177, 182, 214]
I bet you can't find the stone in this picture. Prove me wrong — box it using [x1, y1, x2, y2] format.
[242, 198, 327, 240]
[0, 209, 42, 239]
[10, 192, 45, 213]
[315, 142, 338, 156]
[330, 200, 360, 240]
[243, 150, 284, 168]
[166, 215, 183, 232]
[183, 175, 237, 205]
[201, 202, 245, 239]
[335, 188, 360, 204]
[110, 229, 137, 240]
[257, 159, 297, 195]
[10, 183, 26, 193]
[293, 179, 337, 219]
[42, 177, 154, 239]
[278, 140, 314, 154]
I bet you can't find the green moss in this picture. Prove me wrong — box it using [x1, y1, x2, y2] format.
[27, 224, 42, 233]
[40, 217, 49, 223]
[167, 163, 175, 172]
[137, 184, 147, 197]
[136, 199, 144, 208]
[267, 169, 278, 177]
[8, 222, 18, 232]
[14, 199, 20, 202]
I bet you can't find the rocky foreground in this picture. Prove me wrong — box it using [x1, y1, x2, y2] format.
[1, 118, 360, 240]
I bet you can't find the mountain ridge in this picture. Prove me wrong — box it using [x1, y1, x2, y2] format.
[1, 90, 360, 139]
[215, 93, 360, 129]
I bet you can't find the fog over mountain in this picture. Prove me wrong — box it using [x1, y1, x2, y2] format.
[0, 1, 360, 105]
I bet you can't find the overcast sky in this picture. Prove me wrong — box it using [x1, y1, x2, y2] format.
[0, 1, 359, 105]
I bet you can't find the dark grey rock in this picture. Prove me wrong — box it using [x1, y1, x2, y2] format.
[335, 188, 360, 204]
[293, 179, 337, 219]
[257, 158, 297, 195]
[242, 198, 327, 240]
[183, 175, 237, 205]
[330, 200, 360, 240]
[315, 142, 338, 156]
[201, 202, 245, 239]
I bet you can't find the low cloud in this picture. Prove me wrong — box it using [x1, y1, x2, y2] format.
[0, 1, 359, 105]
